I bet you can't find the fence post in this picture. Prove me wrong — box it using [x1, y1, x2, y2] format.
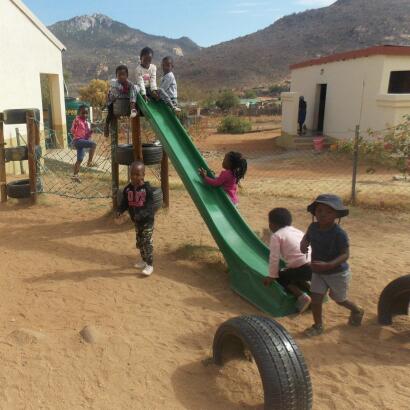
[15, 128, 25, 174]
[351, 125, 360, 205]
[111, 117, 119, 211]
[0, 113, 7, 203]
[26, 110, 37, 204]
[161, 151, 170, 208]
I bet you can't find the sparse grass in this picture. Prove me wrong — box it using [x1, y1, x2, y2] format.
[172, 244, 226, 270]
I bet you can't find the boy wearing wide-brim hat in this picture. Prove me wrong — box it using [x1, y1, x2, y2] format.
[300, 194, 364, 337]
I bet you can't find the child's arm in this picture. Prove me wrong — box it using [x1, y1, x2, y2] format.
[201, 170, 229, 187]
[264, 234, 281, 286]
[311, 249, 349, 273]
[300, 234, 310, 254]
[136, 67, 146, 97]
[150, 65, 158, 91]
[116, 188, 129, 217]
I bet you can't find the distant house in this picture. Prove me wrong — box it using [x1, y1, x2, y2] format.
[0, 0, 67, 173]
[281, 45, 410, 140]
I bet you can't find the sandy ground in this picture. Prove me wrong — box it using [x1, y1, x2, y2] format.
[0, 190, 409, 409]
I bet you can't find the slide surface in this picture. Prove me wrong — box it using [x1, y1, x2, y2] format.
[138, 95, 296, 316]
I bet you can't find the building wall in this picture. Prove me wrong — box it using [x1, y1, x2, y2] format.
[0, 0, 67, 174]
[283, 55, 410, 139]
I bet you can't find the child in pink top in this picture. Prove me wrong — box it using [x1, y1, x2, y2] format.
[71, 105, 96, 183]
[198, 151, 247, 205]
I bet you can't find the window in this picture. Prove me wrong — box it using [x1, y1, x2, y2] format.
[388, 71, 410, 94]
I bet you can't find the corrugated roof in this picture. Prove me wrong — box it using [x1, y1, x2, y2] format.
[10, 0, 66, 51]
[290, 45, 410, 70]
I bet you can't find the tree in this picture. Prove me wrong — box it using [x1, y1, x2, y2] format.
[78, 79, 109, 109]
[244, 89, 257, 99]
[215, 90, 240, 111]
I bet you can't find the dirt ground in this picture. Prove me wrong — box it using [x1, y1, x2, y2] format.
[0, 128, 409, 409]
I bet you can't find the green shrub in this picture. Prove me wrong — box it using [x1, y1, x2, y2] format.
[215, 90, 240, 110]
[217, 116, 252, 134]
[244, 89, 257, 99]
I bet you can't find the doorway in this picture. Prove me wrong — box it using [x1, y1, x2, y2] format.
[316, 84, 327, 132]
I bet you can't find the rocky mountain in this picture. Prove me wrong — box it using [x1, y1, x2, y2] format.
[179, 0, 410, 90]
[49, 14, 200, 91]
[51, 0, 410, 93]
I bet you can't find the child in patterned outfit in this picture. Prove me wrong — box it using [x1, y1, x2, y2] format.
[104, 65, 137, 138]
[116, 161, 155, 276]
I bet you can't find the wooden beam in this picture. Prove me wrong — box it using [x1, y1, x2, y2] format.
[26, 110, 37, 204]
[131, 115, 143, 161]
[161, 151, 169, 208]
[0, 113, 7, 203]
[111, 117, 119, 211]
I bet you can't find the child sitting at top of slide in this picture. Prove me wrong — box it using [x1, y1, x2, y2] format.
[198, 151, 247, 205]
[116, 161, 155, 277]
[71, 105, 96, 183]
[136, 47, 158, 100]
[158, 56, 181, 112]
[263, 208, 312, 313]
[104, 65, 137, 138]
[301, 194, 364, 337]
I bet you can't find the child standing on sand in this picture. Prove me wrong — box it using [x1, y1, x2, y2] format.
[300, 194, 364, 337]
[104, 65, 137, 138]
[71, 105, 96, 183]
[263, 208, 312, 313]
[136, 47, 158, 100]
[116, 161, 155, 276]
[198, 151, 247, 205]
[158, 56, 181, 112]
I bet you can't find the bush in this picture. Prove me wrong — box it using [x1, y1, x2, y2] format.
[244, 89, 257, 99]
[215, 90, 240, 111]
[217, 116, 252, 134]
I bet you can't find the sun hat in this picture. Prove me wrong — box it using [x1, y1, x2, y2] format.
[307, 194, 349, 218]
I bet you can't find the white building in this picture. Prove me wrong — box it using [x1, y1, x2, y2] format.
[281, 45, 410, 142]
[0, 0, 67, 173]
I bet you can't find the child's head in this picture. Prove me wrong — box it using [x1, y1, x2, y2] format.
[268, 208, 292, 233]
[130, 161, 145, 187]
[223, 151, 247, 183]
[307, 194, 349, 227]
[116, 64, 129, 83]
[162, 56, 174, 74]
[140, 47, 154, 68]
[78, 105, 88, 119]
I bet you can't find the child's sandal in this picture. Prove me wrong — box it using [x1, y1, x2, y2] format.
[304, 324, 324, 337]
[348, 309, 364, 327]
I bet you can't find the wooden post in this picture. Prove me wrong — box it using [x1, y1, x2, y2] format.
[111, 117, 119, 211]
[0, 113, 7, 203]
[131, 115, 143, 161]
[351, 125, 360, 205]
[161, 151, 170, 208]
[26, 110, 37, 204]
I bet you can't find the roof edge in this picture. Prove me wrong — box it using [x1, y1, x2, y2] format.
[10, 0, 66, 51]
[290, 45, 410, 70]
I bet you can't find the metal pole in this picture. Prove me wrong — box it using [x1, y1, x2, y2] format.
[111, 117, 119, 211]
[0, 113, 7, 203]
[351, 125, 360, 205]
[26, 110, 37, 204]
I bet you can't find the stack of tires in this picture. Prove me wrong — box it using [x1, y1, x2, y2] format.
[3, 108, 42, 199]
[115, 142, 164, 211]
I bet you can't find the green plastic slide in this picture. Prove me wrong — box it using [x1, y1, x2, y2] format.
[138, 95, 296, 316]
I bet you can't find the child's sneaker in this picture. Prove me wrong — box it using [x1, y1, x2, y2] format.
[141, 265, 154, 276]
[130, 109, 138, 118]
[71, 175, 81, 183]
[173, 106, 181, 113]
[296, 293, 311, 313]
[348, 308, 364, 327]
[304, 324, 324, 337]
[134, 261, 146, 269]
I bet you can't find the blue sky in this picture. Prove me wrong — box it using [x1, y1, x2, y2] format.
[24, 0, 335, 47]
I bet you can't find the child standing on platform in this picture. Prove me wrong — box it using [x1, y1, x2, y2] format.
[198, 151, 247, 205]
[263, 208, 312, 313]
[301, 194, 364, 337]
[116, 161, 155, 276]
[71, 105, 96, 183]
[136, 47, 158, 100]
[104, 65, 137, 138]
[158, 56, 181, 112]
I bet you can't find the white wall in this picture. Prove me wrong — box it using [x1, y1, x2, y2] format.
[285, 54, 410, 139]
[0, 0, 67, 164]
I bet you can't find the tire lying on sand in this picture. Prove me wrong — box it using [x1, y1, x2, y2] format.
[7, 179, 42, 199]
[3, 108, 40, 125]
[213, 315, 313, 410]
[116, 187, 163, 213]
[115, 143, 163, 166]
[378, 274, 410, 325]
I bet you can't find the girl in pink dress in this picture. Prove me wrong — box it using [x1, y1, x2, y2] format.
[199, 151, 247, 205]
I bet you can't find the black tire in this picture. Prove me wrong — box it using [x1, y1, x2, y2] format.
[116, 186, 163, 213]
[378, 275, 410, 325]
[3, 109, 40, 125]
[6, 179, 42, 199]
[213, 316, 312, 410]
[115, 143, 163, 166]
[5, 146, 28, 162]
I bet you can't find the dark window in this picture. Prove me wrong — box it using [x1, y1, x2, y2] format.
[388, 71, 410, 94]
